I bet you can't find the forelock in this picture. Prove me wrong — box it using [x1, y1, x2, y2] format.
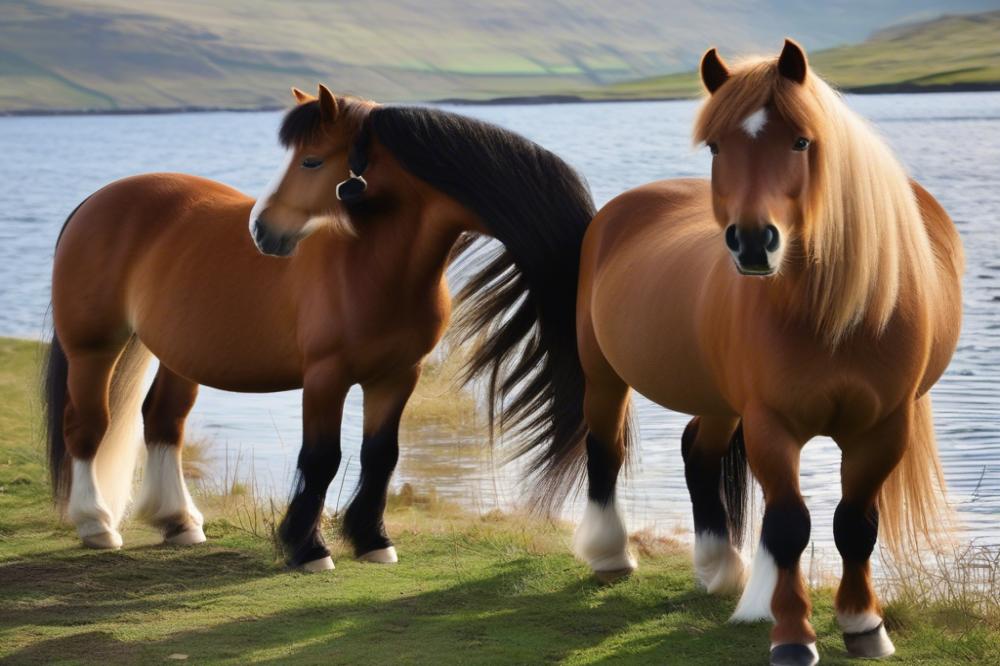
[693, 57, 823, 144]
[279, 100, 324, 148]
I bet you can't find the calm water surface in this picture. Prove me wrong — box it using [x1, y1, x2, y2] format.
[1, 93, 998, 563]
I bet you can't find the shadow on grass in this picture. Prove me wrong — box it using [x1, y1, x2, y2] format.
[0, 543, 276, 630]
[1, 549, 771, 665]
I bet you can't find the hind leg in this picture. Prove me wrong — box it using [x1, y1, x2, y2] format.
[574, 366, 635, 582]
[832, 408, 908, 659]
[683, 416, 747, 595]
[342, 365, 420, 563]
[63, 346, 126, 549]
[136, 364, 205, 545]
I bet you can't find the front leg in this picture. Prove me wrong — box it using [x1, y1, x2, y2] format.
[732, 405, 817, 666]
[832, 405, 910, 659]
[342, 365, 420, 562]
[279, 357, 349, 571]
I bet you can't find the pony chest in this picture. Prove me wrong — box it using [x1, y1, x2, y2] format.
[749, 338, 922, 437]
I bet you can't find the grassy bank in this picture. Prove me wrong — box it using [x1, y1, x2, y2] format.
[588, 11, 1000, 102]
[1, 336, 998, 664]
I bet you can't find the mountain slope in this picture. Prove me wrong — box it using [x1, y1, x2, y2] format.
[603, 10, 1000, 99]
[1, 0, 997, 112]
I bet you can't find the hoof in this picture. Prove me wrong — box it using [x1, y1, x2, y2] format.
[81, 530, 123, 550]
[299, 556, 335, 573]
[694, 533, 747, 595]
[588, 549, 637, 585]
[593, 567, 635, 584]
[844, 623, 895, 659]
[164, 525, 207, 546]
[358, 546, 398, 563]
[770, 643, 819, 666]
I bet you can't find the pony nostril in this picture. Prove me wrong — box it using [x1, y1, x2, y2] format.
[764, 224, 781, 252]
[725, 225, 740, 252]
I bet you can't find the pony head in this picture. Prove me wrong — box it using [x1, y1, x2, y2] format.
[695, 39, 818, 277]
[694, 39, 934, 345]
[249, 85, 374, 256]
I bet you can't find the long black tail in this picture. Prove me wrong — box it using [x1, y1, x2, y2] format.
[722, 423, 750, 549]
[44, 333, 71, 506]
[370, 106, 623, 511]
[44, 197, 89, 506]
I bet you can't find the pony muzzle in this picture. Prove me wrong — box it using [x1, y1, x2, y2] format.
[250, 217, 302, 257]
[725, 223, 782, 276]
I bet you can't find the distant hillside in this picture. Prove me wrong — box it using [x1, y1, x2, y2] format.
[601, 11, 1000, 100]
[1, 0, 998, 112]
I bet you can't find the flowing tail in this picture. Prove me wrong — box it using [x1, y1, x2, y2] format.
[879, 393, 952, 555]
[44, 333, 71, 504]
[44, 334, 152, 525]
[368, 105, 626, 512]
[721, 424, 750, 550]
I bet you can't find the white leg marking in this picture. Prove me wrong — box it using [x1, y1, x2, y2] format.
[837, 610, 882, 634]
[300, 556, 335, 572]
[68, 459, 122, 548]
[136, 444, 205, 544]
[731, 544, 778, 622]
[574, 499, 637, 574]
[358, 546, 398, 563]
[694, 532, 747, 595]
[741, 107, 768, 138]
[840, 611, 895, 658]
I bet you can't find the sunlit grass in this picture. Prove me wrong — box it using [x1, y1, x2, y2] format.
[2, 337, 999, 663]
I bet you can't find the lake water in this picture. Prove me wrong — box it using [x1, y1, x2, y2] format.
[1, 93, 998, 567]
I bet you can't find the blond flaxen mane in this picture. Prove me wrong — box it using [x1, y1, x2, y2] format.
[694, 57, 939, 346]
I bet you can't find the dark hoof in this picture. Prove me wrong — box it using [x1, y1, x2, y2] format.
[287, 544, 331, 570]
[844, 622, 895, 659]
[770, 643, 819, 666]
[593, 567, 634, 584]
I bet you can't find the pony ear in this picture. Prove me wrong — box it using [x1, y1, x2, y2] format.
[700, 48, 730, 94]
[777, 39, 808, 84]
[317, 84, 339, 123]
[291, 87, 314, 104]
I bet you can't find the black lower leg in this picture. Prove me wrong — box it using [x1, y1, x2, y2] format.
[585, 432, 621, 505]
[279, 441, 341, 566]
[833, 501, 878, 565]
[342, 421, 399, 555]
[681, 418, 729, 540]
[761, 499, 811, 568]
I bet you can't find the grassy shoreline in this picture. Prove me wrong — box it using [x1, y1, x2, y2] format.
[2, 336, 998, 663]
[3, 81, 999, 119]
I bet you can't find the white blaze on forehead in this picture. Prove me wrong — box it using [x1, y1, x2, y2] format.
[741, 107, 768, 138]
[249, 149, 292, 227]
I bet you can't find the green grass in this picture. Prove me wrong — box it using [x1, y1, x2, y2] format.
[596, 11, 1000, 100]
[1, 336, 998, 663]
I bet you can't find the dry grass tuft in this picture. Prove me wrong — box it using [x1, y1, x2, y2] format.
[880, 542, 1000, 630]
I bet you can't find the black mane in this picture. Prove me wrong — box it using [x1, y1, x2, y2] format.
[369, 105, 628, 510]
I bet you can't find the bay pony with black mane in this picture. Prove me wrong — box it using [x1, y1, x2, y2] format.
[553, 41, 963, 665]
[45, 85, 594, 571]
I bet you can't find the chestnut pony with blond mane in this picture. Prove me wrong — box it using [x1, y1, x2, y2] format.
[543, 41, 963, 665]
[45, 85, 596, 572]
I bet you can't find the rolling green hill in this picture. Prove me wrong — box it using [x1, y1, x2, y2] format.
[602, 11, 1000, 100]
[1, 1, 999, 112]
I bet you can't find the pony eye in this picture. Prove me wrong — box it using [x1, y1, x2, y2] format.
[793, 137, 811, 151]
[708, 142, 719, 156]
[301, 157, 324, 169]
